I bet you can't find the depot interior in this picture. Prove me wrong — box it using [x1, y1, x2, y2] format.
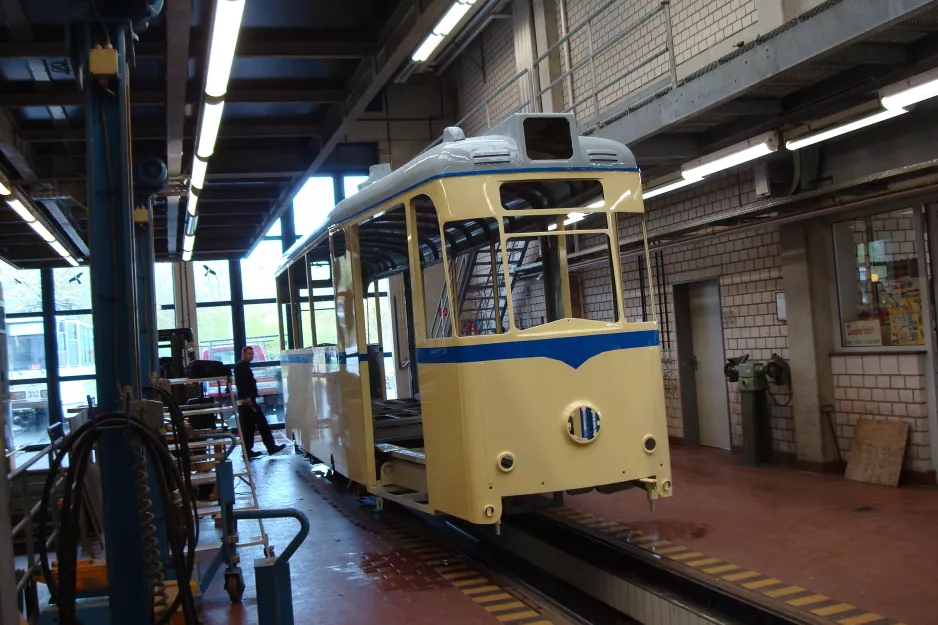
[2, 0, 938, 624]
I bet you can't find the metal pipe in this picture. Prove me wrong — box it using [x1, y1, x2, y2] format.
[637, 255, 647, 321]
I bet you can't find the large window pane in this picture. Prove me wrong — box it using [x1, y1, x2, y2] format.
[241, 240, 281, 301]
[343, 175, 368, 199]
[60, 379, 97, 417]
[244, 302, 281, 361]
[834, 209, 924, 347]
[53, 267, 92, 311]
[56, 313, 95, 376]
[196, 305, 235, 363]
[293, 177, 336, 238]
[253, 364, 284, 424]
[194, 260, 231, 303]
[266, 219, 282, 238]
[0, 260, 41, 314]
[8, 316, 45, 380]
[10, 382, 49, 448]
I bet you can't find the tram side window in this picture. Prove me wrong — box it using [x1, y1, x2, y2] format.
[310, 259, 337, 346]
[412, 195, 451, 340]
[510, 232, 619, 330]
[442, 218, 509, 336]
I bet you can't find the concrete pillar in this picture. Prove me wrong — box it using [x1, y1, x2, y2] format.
[512, 0, 537, 106]
[532, 0, 566, 113]
[173, 261, 198, 348]
[780, 222, 841, 470]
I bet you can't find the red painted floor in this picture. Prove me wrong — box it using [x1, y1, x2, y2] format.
[570, 446, 938, 625]
[198, 450, 507, 625]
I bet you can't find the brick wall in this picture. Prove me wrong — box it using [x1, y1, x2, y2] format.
[830, 354, 931, 473]
[553, 0, 758, 119]
[448, 17, 521, 136]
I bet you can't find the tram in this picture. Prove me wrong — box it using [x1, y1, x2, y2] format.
[275, 113, 672, 525]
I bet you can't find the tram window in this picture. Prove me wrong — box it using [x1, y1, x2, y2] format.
[509, 232, 619, 330]
[411, 195, 451, 340]
[500, 179, 603, 210]
[523, 117, 574, 160]
[440, 217, 509, 337]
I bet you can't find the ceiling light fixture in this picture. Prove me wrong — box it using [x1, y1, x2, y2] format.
[880, 66, 938, 111]
[191, 157, 208, 189]
[187, 189, 199, 217]
[0, 174, 10, 196]
[643, 175, 702, 199]
[28, 220, 55, 242]
[197, 100, 225, 159]
[682, 132, 778, 180]
[204, 0, 246, 98]
[785, 102, 909, 151]
[412, 0, 478, 62]
[6, 198, 34, 222]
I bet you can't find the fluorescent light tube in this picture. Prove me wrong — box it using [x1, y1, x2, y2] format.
[586, 199, 604, 208]
[49, 240, 70, 258]
[64, 255, 79, 267]
[183, 234, 195, 252]
[786, 107, 907, 150]
[191, 157, 208, 189]
[682, 132, 777, 180]
[185, 215, 200, 237]
[880, 67, 938, 111]
[182, 248, 193, 262]
[197, 100, 225, 159]
[6, 199, 34, 222]
[412, 33, 445, 62]
[29, 220, 55, 242]
[435, 2, 473, 36]
[643, 175, 702, 199]
[563, 212, 586, 225]
[547, 223, 558, 231]
[204, 0, 246, 98]
[187, 190, 199, 216]
[0, 179, 9, 196]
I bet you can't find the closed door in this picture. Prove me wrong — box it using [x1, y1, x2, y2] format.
[689, 281, 731, 450]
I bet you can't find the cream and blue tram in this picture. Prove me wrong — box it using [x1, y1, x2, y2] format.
[275, 113, 672, 525]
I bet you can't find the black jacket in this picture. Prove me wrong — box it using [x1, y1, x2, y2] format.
[233, 360, 258, 401]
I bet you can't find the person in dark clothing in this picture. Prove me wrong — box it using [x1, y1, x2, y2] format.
[233, 346, 286, 459]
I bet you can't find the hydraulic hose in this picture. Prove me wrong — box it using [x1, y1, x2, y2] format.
[37, 412, 200, 624]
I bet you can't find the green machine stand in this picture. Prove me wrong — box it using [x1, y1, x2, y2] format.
[726, 355, 790, 467]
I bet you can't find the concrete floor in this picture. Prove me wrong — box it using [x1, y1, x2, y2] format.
[570, 446, 938, 625]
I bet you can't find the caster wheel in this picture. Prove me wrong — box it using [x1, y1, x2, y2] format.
[224, 571, 245, 603]
[264, 545, 276, 558]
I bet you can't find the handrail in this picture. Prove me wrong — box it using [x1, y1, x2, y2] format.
[191, 432, 239, 462]
[233, 507, 309, 563]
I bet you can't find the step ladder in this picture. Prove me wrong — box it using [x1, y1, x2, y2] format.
[162, 375, 270, 553]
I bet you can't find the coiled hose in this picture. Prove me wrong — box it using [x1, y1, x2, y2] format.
[37, 403, 200, 624]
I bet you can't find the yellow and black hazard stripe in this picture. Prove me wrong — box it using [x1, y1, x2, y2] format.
[385, 525, 554, 624]
[550, 507, 904, 625]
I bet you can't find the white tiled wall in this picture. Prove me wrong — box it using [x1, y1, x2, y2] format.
[830, 354, 931, 473]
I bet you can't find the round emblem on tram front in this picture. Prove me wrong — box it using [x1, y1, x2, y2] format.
[565, 404, 601, 444]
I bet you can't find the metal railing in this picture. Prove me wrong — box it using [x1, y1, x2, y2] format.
[7, 422, 68, 622]
[430, 0, 677, 147]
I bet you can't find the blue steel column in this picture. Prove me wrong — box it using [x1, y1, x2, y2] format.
[80, 20, 151, 623]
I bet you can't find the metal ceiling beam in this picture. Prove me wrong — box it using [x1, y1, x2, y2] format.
[39, 199, 90, 258]
[0, 30, 373, 60]
[255, 0, 455, 249]
[630, 134, 701, 164]
[597, 0, 938, 147]
[21, 120, 321, 142]
[821, 42, 909, 66]
[164, 0, 192, 177]
[1, 82, 343, 107]
[0, 109, 38, 182]
[199, 188, 282, 201]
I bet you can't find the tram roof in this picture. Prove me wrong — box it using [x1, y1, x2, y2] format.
[276, 113, 637, 275]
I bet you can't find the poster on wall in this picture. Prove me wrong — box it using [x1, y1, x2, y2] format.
[843, 319, 883, 347]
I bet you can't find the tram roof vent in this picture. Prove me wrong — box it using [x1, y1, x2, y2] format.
[587, 149, 619, 163]
[471, 146, 512, 165]
[358, 163, 392, 192]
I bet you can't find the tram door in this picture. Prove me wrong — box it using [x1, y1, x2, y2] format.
[676, 280, 731, 450]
